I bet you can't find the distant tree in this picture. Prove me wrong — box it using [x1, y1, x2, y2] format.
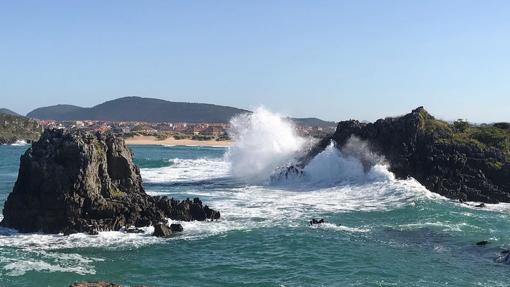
[453, 119, 470, 132]
[493, 122, 510, 130]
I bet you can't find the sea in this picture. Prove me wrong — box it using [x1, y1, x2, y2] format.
[0, 109, 509, 286]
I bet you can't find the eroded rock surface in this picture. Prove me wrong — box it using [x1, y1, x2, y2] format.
[295, 107, 510, 203]
[1, 129, 219, 234]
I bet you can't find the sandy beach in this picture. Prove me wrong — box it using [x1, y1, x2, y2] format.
[124, 135, 231, 147]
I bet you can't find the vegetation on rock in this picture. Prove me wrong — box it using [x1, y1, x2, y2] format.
[416, 109, 510, 161]
[298, 107, 510, 203]
[0, 112, 42, 144]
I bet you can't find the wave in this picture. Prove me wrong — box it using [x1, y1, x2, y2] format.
[275, 142, 394, 187]
[311, 222, 371, 233]
[134, 158, 173, 169]
[0, 151, 446, 278]
[164, 144, 226, 149]
[10, 140, 28, 146]
[0, 108, 466, 278]
[226, 107, 311, 183]
[141, 158, 230, 183]
[397, 221, 481, 233]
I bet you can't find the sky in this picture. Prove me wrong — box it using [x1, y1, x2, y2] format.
[0, 1, 509, 122]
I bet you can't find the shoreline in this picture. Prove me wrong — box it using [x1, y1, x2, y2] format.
[124, 135, 231, 147]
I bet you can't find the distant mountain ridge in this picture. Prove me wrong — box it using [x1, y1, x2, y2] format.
[27, 97, 249, 123]
[0, 108, 20, 116]
[27, 97, 335, 127]
[28, 104, 83, 120]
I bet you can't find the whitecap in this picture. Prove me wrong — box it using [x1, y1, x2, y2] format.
[10, 140, 28, 146]
[141, 158, 230, 183]
[3, 259, 95, 276]
[310, 222, 370, 233]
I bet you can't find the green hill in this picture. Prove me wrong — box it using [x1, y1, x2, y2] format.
[0, 108, 20, 116]
[27, 97, 249, 123]
[27, 97, 335, 127]
[27, 104, 86, 120]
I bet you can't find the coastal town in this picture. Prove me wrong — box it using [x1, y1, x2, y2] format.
[36, 119, 335, 144]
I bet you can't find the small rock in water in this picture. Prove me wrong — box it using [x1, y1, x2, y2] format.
[475, 203, 486, 208]
[309, 218, 325, 225]
[153, 223, 173, 237]
[204, 205, 221, 221]
[476, 240, 489, 246]
[153, 196, 221, 222]
[170, 223, 183, 232]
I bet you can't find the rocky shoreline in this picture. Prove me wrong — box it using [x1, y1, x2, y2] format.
[0, 129, 219, 235]
[294, 107, 510, 203]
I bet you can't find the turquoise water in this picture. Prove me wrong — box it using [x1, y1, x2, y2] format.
[0, 144, 509, 286]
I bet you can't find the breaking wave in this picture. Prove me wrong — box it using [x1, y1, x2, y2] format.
[10, 140, 28, 146]
[288, 141, 393, 186]
[0, 108, 454, 278]
[226, 107, 310, 182]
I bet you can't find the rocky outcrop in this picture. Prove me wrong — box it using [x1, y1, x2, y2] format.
[154, 196, 220, 221]
[297, 107, 510, 203]
[152, 222, 183, 237]
[153, 223, 173, 237]
[1, 129, 219, 234]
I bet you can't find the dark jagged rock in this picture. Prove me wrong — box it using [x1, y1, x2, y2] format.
[0, 129, 220, 234]
[270, 165, 305, 183]
[0, 129, 162, 234]
[151, 222, 183, 237]
[476, 240, 489, 246]
[297, 107, 510, 203]
[154, 196, 220, 221]
[309, 218, 325, 225]
[170, 223, 184, 232]
[153, 222, 172, 237]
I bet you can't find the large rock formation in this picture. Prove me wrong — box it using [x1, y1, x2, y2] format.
[296, 107, 510, 203]
[1, 129, 219, 234]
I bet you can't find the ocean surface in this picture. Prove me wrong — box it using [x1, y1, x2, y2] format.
[1, 142, 510, 286]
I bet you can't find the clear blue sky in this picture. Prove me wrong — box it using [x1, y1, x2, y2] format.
[0, 1, 509, 122]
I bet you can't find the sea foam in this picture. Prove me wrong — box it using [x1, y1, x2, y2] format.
[0, 108, 453, 278]
[226, 107, 310, 183]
